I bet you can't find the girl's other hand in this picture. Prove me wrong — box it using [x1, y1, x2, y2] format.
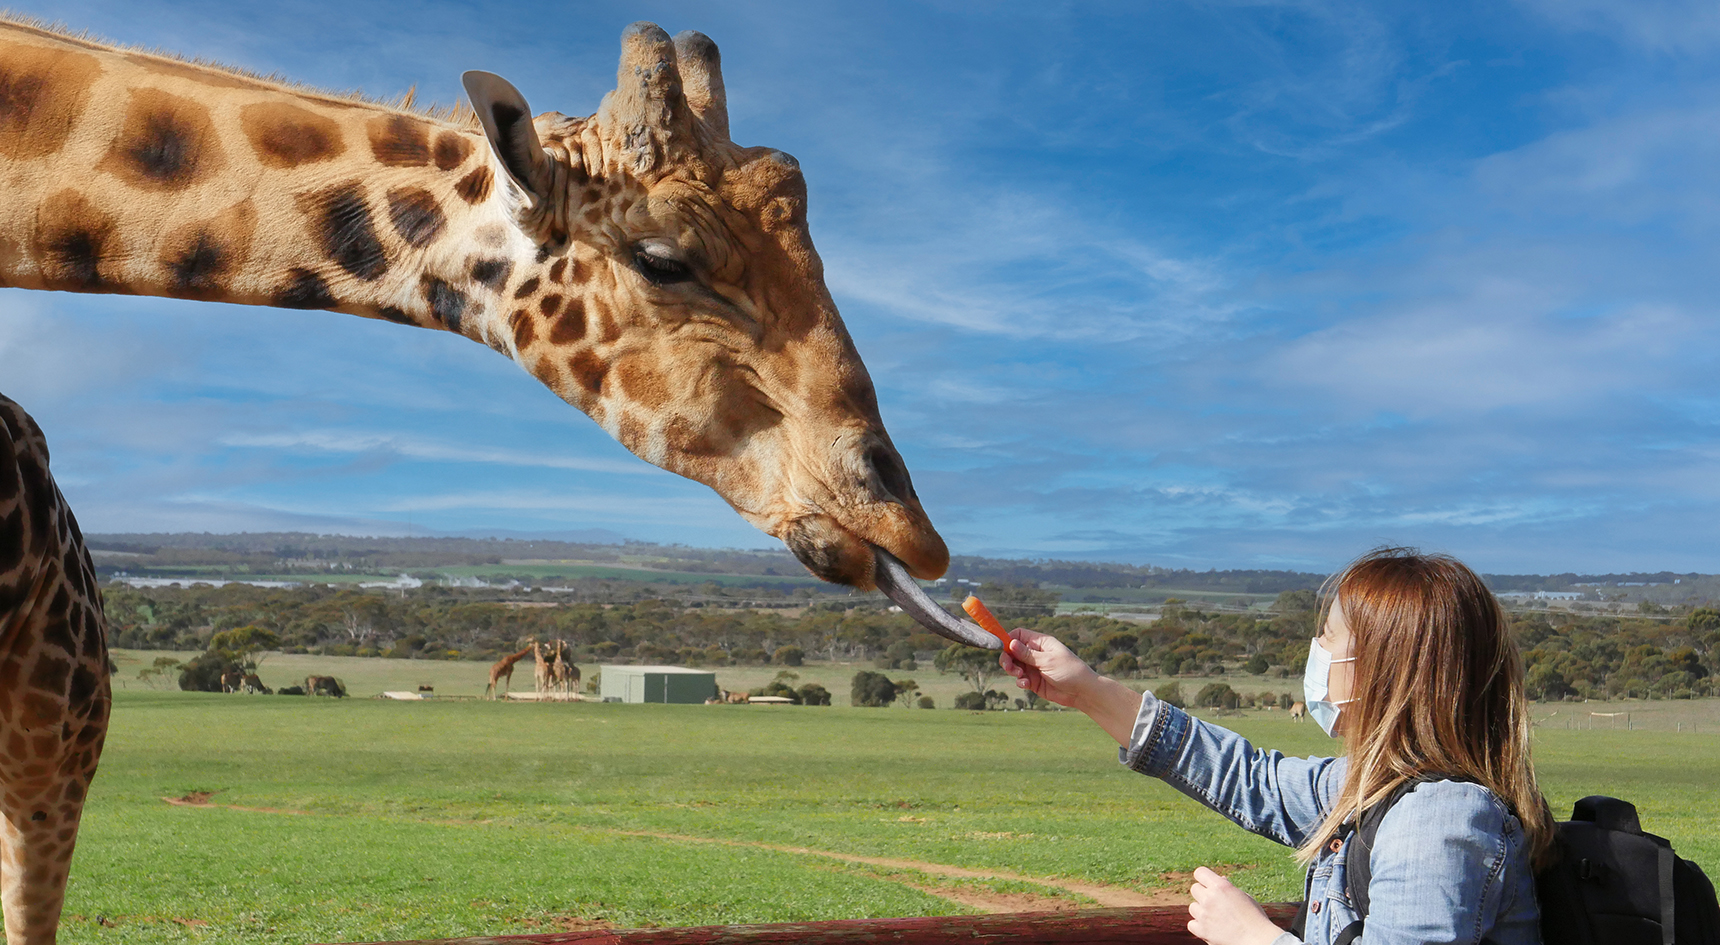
[999, 627, 1098, 708]
[1187, 867, 1283, 945]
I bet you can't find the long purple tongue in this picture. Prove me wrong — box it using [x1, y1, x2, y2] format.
[871, 547, 1000, 650]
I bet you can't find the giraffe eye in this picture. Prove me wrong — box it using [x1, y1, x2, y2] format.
[633, 247, 693, 286]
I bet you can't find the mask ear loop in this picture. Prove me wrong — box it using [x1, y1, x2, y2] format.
[1328, 653, 1358, 706]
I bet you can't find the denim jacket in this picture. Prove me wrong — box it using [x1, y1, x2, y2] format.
[1120, 693, 1540, 945]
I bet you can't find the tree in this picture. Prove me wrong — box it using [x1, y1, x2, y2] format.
[892, 678, 921, 707]
[850, 671, 899, 707]
[934, 644, 1000, 694]
[1244, 654, 1270, 675]
[1157, 682, 1185, 708]
[773, 645, 804, 666]
[953, 691, 987, 710]
[208, 624, 280, 670]
[917, 695, 935, 709]
[1275, 589, 1318, 613]
[797, 683, 832, 706]
[1195, 682, 1236, 708]
[973, 582, 1061, 619]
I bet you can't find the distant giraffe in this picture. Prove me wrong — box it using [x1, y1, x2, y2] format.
[533, 641, 552, 694]
[219, 669, 244, 693]
[241, 673, 271, 695]
[484, 644, 535, 700]
[550, 640, 579, 694]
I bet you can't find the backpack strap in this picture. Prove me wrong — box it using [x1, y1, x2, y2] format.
[1343, 775, 1474, 936]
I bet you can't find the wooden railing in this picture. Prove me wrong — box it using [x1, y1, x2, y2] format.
[349, 903, 1300, 945]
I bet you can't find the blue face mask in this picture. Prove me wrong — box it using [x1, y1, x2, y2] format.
[1302, 637, 1356, 738]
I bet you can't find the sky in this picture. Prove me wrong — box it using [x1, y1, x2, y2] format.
[3, 0, 1718, 574]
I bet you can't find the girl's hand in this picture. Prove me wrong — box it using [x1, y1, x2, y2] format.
[998, 627, 1097, 708]
[1187, 867, 1283, 945]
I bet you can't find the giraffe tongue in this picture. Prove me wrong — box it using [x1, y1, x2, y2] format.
[872, 547, 1000, 650]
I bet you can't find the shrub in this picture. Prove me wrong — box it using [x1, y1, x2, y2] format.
[748, 680, 802, 704]
[177, 653, 241, 692]
[1279, 692, 1294, 709]
[1161, 656, 1184, 677]
[1156, 681, 1185, 708]
[277, 685, 306, 696]
[917, 695, 935, 709]
[953, 691, 988, 711]
[773, 645, 804, 666]
[1244, 654, 1270, 675]
[797, 683, 832, 706]
[1195, 682, 1236, 709]
[1103, 653, 1139, 677]
[850, 671, 897, 707]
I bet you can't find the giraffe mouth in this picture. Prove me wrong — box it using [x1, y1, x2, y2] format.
[871, 547, 1000, 650]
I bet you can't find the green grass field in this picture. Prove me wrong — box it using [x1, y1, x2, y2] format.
[48, 688, 1720, 945]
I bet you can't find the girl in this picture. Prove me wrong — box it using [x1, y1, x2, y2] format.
[1000, 548, 1552, 945]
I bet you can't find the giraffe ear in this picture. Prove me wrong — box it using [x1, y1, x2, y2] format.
[462, 71, 555, 203]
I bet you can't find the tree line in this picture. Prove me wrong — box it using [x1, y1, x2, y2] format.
[104, 583, 1718, 701]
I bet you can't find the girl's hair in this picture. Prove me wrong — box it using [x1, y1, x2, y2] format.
[1295, 547, 1554, 867]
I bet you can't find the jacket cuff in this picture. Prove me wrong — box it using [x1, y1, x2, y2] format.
[1117, 689, 1188, 774]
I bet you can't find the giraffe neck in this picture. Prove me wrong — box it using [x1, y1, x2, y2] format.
[0, 19, 554, 356]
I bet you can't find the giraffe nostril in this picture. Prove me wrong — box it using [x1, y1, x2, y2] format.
[865, 445, 915, 503]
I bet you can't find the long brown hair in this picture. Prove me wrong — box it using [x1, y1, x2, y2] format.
[1295, 548, 1554, 867]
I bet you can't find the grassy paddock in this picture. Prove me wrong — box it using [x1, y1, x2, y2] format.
[48, 690, 1720, 944]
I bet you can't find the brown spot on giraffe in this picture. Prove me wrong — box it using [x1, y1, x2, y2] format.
[568, 349, 607, 395]
[614, 356, 671, 411]
[512, 276, 540, 299]
[366, 113, 430, 166]
[510, 308, 535, 349]
[300, 182, 389, 281]
[547, 298, 586, 345]
[97, 88, 222, 191]
[384, 186, 445, 248]
[0, 43, 101, 161]
[548, 257, 568, 282]
[538, 293, 562, 317]
[161, 200, 256, 297]
[240, 101, 345, 167]
[432, 131, 472, 170]
[31, 189, 117, 290]
[454, 165, 493, 204]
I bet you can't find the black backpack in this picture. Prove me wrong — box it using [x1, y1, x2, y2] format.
[1299, 781, 1720, 945]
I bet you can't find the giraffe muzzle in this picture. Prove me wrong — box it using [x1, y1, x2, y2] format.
[871, 548, 1001, 650]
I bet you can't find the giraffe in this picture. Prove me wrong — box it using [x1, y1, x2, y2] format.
[483, 643, 535, 700]
[0, 17, 986, 944]
[532, 641, 552, 694]
[0, 397, 109, 945]
[550, 640, 578, 694]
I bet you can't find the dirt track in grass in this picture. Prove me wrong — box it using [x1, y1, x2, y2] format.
[160, 794, 1186, 913]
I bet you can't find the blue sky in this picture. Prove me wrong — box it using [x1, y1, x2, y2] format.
[4, 0, 1718, 573]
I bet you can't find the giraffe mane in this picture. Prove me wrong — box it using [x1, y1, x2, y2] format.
[0, 10, 480, 128]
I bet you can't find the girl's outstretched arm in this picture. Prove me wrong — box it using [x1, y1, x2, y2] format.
[999, 627, 1145, 746]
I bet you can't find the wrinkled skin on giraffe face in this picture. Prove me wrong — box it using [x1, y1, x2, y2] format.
[469, 24, 949, 588]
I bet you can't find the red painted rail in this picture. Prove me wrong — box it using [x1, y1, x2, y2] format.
[346, 904, 1299, 945]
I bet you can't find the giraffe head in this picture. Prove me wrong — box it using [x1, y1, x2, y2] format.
[462, 24, 946, 588]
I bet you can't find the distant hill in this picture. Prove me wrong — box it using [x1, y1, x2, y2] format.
[83, 533, 1717, 604]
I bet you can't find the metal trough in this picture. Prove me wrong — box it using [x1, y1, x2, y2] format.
[346, 903, 1298, 945]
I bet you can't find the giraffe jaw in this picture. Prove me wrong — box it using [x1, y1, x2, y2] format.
[872, 548, 1001, 651]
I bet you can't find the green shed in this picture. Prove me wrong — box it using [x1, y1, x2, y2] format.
[599, 665, 718, 704]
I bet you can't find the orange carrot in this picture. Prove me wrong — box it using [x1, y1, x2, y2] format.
[962, 595, 1014, 649]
